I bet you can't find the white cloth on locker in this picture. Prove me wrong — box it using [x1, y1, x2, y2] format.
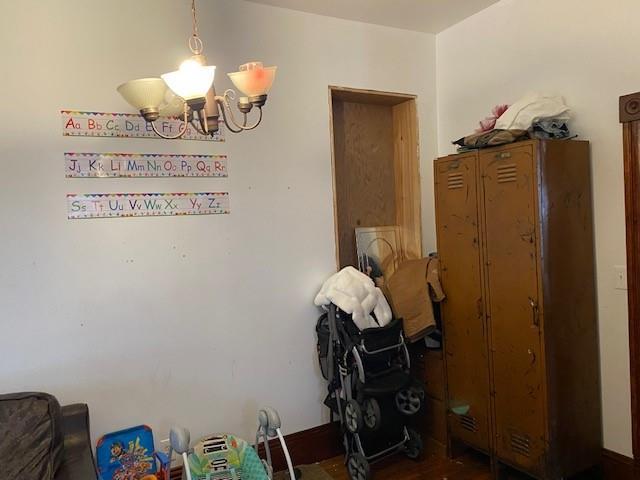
[314, 266, 392, 330]
[495, 92, 570, 131]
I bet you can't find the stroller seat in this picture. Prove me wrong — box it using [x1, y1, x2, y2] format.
[358, 318, 404, 349]
[348, 319, 413, 396]
[360, 368, 411, 396]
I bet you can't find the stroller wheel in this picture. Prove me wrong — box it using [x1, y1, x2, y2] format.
[347, 453, 371, 480]
[395, 385, 424, 416]
[362, 398, 381, 430]
[345, 400, 364, 433]
[404, 427, 424, 460]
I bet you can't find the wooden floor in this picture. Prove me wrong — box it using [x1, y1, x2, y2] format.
[317, 453, 607, 479]
[319, 451, 493, 480]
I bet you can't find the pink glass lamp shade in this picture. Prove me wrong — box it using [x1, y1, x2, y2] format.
[228, 62, 277, 98]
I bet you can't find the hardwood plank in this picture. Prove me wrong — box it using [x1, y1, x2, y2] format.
[393, 100, 422, 260]
[319, 451, 492, 480]
[330, 86, 416, 106]
[332, 100, 396, 268]
[328, 92, 341, 269]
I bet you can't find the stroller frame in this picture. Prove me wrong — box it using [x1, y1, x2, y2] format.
[322, 304, 424, 480]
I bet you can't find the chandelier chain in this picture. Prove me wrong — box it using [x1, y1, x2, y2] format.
[189, 0, 203, 54]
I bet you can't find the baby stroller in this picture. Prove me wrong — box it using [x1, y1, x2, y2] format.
[316, 304, 424, 480]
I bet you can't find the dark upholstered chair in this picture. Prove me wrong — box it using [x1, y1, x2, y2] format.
[0, 392, 98, 480]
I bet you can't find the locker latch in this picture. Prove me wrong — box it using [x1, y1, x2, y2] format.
[528, 297, 540, 328]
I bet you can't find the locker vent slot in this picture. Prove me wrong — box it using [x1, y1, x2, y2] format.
[459, 414, 478, 433]
[510, 432, 531, 457]
[496, 163, 517, 183]
[447, 172, 464, 190]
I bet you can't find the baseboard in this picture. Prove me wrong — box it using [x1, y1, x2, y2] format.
[169, 466, 183, 480]
[256, 422, 343, 472]
[601, 448, 636, 479]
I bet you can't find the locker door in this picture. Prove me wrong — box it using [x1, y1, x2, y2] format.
[479, 144, 545, 474]
[435, 154, 491, 452]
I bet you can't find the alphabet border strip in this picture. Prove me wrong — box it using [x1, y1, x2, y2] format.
[61, 110, 224, 142]
[65, 152, 228, 178]
[67, 192, 230, 219]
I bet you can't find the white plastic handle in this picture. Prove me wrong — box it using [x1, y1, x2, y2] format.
[276, 427, 295, 480]
[182, 452, 193, 480]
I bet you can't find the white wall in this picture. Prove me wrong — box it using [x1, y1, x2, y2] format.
[436, 0, 635, 456]
[0, 0, 437, 444]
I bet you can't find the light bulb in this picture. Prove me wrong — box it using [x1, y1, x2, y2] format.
[161, 59, 216, 102]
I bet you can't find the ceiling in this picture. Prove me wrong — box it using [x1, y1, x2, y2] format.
[243, 0, 500, 33]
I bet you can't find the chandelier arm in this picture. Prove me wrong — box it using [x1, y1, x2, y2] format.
[215, 98, 244, 133]
[247, 108, 263, 130]
[221, 90, 246, 129]
[216, 94, 264, 132]
[150, 107, 190, 139]
[190, 119, 207, 136]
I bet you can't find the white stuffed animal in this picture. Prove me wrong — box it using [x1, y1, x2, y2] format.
[314, 266, 392, 330]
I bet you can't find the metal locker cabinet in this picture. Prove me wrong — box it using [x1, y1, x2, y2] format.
[534, 140, 601, 479]
[434, 140, 601, 480]
[434, 154, 492, 453]
[479, 144, 547, 475]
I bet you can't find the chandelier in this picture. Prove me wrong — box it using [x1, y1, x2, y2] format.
[117, 0, 277, 139]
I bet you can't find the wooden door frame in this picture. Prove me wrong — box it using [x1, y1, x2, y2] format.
[620, 92, 640, 461]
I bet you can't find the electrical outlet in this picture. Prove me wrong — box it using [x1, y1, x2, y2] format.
[159, 438, 179, 463]
[614, 265, 627, 290]
[160, 438, 170, 454]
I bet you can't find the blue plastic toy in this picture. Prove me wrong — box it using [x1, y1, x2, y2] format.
[96, 425, 170, 480]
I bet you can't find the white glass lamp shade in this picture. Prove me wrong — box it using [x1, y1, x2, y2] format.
[228, 62, 277, 97]
[161, 59, 215, 101]
[117, 78, 167, 110]
[158, 89, 186, 117]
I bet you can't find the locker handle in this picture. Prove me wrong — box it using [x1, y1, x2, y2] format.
[528, 349, 537, 365]
[529, 297, 540, 328]
[496, 151, 512, 159]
